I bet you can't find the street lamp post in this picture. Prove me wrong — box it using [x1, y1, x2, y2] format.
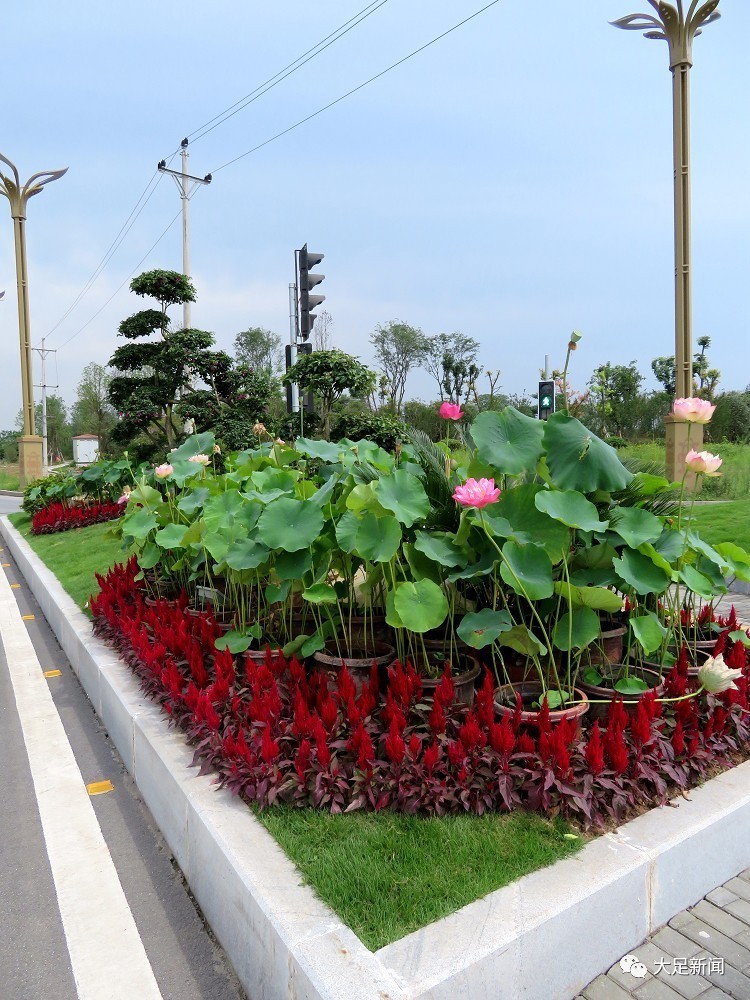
[0, 153, 67, 487]
[612, 0, 720, 481]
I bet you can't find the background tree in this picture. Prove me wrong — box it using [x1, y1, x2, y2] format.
[651, 356, 676, 396]
[693, 335, 720, 399]
[424, 332, 480, 400]
[707, 391, 750, 443]
[313, 309, 334, 352]
[369, 320, 429, 414]
[282, 349, 376, 440]
[587, 362, 643, 438]
[71, 362, 118, 453]
[107, 269, 216, 454]
[16, 395, 71, 461]
[233, 326, 283, 373]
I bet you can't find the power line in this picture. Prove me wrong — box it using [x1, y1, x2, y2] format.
[164, 0, 391, 156]
[56, 209, 182, 351]
[209, 0, 502, 175]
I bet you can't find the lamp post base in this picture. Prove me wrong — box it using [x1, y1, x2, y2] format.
[18, 435, 44, 489]
[665, 414, 702, 489]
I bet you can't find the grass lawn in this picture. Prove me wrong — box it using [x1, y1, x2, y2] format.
[2, 511, 584, 949]
[689, 500, 750, 553]
[7, 512, 125, 613]
[258, 808, 580, 950]
[0, 463, 20, 491]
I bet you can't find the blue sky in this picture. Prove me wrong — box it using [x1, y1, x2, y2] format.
[1, 1, 747, 430]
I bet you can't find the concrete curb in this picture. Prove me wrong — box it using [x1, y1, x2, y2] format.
[4, 515, 750, 1000]
[0, 489, 22, 497]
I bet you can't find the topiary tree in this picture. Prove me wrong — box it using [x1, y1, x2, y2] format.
[107, 269, 217, 452]
[282, 349, 376, 440]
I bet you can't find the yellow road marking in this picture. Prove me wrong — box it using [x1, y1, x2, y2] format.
[11, 583, 20, 589]
[22, 614, 35, 621]
[87, 780, 114, 796]
[44, 669, 62, 678]
[2, 563, 10, 567]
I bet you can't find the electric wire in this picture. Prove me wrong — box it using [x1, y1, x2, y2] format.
[209, 0, 502, 175]
[55, 209, 182, 351]
[163, 0, 391, 155]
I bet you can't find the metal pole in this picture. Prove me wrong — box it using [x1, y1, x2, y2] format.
[288, 282, 299, 415]
[12, 213, 35, 437]
[40, 337, 48, 473]
[181, 143, 191, 330]
[544, 355, 550, 379]
[673, 60, 692, 399]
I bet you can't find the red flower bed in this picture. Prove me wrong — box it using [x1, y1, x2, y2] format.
[91, 561, 750, 828]
[32, 500, 124, 535]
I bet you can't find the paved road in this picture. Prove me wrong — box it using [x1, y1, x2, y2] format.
[0, 494, 22, 515]
[0, 544, 247, 999]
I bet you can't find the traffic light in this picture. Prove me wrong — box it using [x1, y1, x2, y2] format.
[538, 380, 555, 420]
[299, 244, 325, 340]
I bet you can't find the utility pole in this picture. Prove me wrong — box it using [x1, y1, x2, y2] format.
[32, 337, 58, 474]
[0, 152, 67, 487]
[157, 139, 212, 329]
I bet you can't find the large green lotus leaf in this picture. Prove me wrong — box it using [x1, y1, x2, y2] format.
[294, 437, 342, 462]
[168, 458, 208, 488]
[687, 531, 726, 569]
[608, 506, 663, 548]
[637, 542, 675, 577]
[553, 582, 623, 613]
[695, 555, 727, 592]
[392, 580, 449, 633]
[130, 481, 163, 508]
[480, 512, 533, 547]
[535, 490, 609, 532]
[543, 413, 633, 493]
[375, 469, 429, 527]
[122, 508, 159, 542]
[303, 583, 338, 604]
[241, 488, 289, 505]
[569, 567, 619, 588]
[413, 531, 470, 568]
[446, 546, 497, 582]
[203, 491, 247, 533]
[177, 486, 211, 516]
[678, 565, 716, 600]
[653, 527, 684, 564]
[471, 406, 545, 475]
[613, 549, 671, 596]
[345, 438, 394, 470]
[491, 484, 568, 562]
[225, 537, 270, 571]
[345, 482, 387, 516]
[155, 523, 189, 549]
[553, 607, 600, 651]
[258, 498, 324, 552]
[499, 540, 554, 600]
[354, 513, 402, 563]
[402, 543, 443, 584]
[629, 471, 672, 496]
[274, 548, 312, 580]
[309, 473, 339, 508]
[265, 579, 291, 604]
[203, 527, 231, 563]
[168, 431, 215, 462]
[334, 510, 360, 554]
[385, 588, 404, 628]
[138, 540, 161, 570]
[496, 625, 547, 658]
[714, 542, 750, 583]
[250, 467, 297, 495]
[457, 609, 513, 649]
[630, 611, 667, 655]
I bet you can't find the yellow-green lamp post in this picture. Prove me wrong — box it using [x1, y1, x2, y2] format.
[0, 153, 67, 487]
[612, 1, 720, 482]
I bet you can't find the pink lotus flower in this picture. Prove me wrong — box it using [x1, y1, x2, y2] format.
[453, 478, 501, 509]
[439, 401, 464, 421]
[154, 463, 173, 479]
[685, 449, 722, 477]
[672, 397, 715, 424]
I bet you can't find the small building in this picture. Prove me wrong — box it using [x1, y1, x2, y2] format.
[72, 434, 100, 466]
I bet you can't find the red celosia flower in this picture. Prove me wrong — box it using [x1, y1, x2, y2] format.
[605, 722, 629, 775]
[337, 666, 356, 707]
[385, 717, 406, 766]
[475, 670, 496, 729]
[294, 739, 312, 781]
[517, 732, 536, 755]
[585, 722, 605, 776]
[423, 742, 440, 772]
[434, 668, 455, 709]
[631, 702, 652, 747]
[447, 740, 465, 767]
[489, 718, 515, 756]
[428, 698, 447, 735]
[458, 712, 484, 753]
[408, 733, 422, 759]
[536, 698, 551, 734]
[320, 696, 339, 732]
[671, 720, 686, 755]
[260, 727, 280, 763]
[606, 697, 628, 731]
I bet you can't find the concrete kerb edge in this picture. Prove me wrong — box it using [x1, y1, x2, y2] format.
[4, 515, 750, 999]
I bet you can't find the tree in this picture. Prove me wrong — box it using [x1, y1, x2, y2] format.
[313, 309, 334, 352]
[107, 269, 216, 452]
[652, 339, 720, 399]
[71, 363, 118, 453]
[16, 395, 71, 461]
[282, 350, 376, 440]
[587, 362, 643, 438]
[424, 332, 480, 400]
[369, 320, 429, 414]
[651, 356, 676, 396]
[233, 327, 283, 373]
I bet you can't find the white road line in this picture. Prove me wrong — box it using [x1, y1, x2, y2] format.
[0, 571, 162, 1000]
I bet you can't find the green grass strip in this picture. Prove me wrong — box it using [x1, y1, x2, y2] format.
[257, 808, 581, 950]
[689, 499, 750, 553]
[7, 512, 125, 614]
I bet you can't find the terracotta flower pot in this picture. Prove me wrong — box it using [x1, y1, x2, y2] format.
[577, 663, 664, 720]
[419, 656, 482, 706]
[313, 639, 396, 695]
[588, 621, 627, 667]
[494, 681, 589, 733]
